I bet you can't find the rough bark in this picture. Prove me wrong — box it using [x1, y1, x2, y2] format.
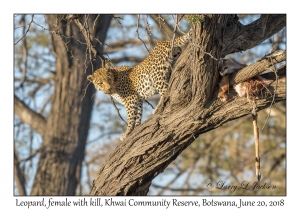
[29, 15, 112, 195]
[229, 50, 286, 84]
[90, 15, 286, 196]
[220, 14, 286, 56]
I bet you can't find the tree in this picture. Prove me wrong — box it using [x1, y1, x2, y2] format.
[89, 14, 286, 195]
[14, 14, 112, 195]
[14, 14, 286, 196]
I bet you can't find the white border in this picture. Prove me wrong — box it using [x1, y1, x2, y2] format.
[3, 0, 298, 209]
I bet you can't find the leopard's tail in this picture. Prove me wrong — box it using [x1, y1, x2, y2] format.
[173, 27, 192, 47]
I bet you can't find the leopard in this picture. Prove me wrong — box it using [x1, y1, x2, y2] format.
[87, 29, 192, 141]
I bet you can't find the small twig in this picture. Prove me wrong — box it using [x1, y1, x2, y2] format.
[93, 14, 100, 31]
[136, 15, 149, 53]
[94, 37, 103, 46]
[191, 43, 219, 61]
[20, 148, 41, 163]
[112, 15, 123, 28]
[42, 14, 47, 25]
[262, 56, 279, 130]
[32, 20, 50, 31]
[167, 15, 178, 70]
[110, 96, 127, 125]
[45, 18, 82, 67]
[178, 14, 186, 23]
[152, 14, 182, 38]
[81, 81, 91, 101]
[73, 17, 107, 62]
[144, 15, 155, 49]
[156, 15, 171, 39]
[173, 15, 186, 35]
[144, 100, 154, 109]
[91, 93, 96, 99]
[14, 14, 34, 45]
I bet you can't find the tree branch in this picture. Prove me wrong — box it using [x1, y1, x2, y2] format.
[90, 15, 286, 196]
[229, 50, 286, 85]
[14, 95, 46, 135]
[20, 148, 41, 163]
[14, 15, 34, 45]
[149, 14, 181, 38]
[90, 69, 285, 195]
[14, 151, 27, 195]
[72, 16, 107, 62]
[221, 14, 286, 57]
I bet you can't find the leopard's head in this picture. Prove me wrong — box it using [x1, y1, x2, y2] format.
[87, 63, 116, 94]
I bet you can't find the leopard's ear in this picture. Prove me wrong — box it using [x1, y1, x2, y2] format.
[87, 75, 94, 82]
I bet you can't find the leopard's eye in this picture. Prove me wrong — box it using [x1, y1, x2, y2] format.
[98, 82, 103, 85]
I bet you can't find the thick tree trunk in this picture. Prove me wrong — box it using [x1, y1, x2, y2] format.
[30, 15, 111, 195]
[90, 15, 286, 196]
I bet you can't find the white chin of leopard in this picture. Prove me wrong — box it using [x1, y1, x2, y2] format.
[234, 83, 246, 97]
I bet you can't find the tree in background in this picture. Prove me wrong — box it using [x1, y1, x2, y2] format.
[14, 14, 286, 196]
[14, 14, 111, 195]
